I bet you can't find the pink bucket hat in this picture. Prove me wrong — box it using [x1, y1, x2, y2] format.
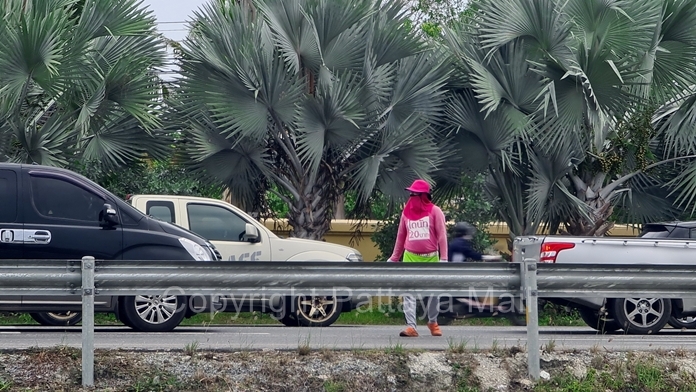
[405, 179, 431, 194]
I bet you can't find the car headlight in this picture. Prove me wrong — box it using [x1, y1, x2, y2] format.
[206, 241, 222, 261]
[346, 252, 363, 262]
[179, 238, 212, 261]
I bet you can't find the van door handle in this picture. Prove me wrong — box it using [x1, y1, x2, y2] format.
[25, 230, 52, 244]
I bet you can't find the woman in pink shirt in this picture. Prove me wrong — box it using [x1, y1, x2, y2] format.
[387, 179, 448, 337]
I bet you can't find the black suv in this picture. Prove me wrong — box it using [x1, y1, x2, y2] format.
[0, 163, 220, 332]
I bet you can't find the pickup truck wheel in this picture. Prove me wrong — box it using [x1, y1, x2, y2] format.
[272, 298, 300, 326]
[668, 316, 696, 329]
[577, 307, 620, 333]
[611, 298, 671, 335]
[120, 295, 186, 332]
[30, 312, 82, 326]
[294, 295, 342, 327]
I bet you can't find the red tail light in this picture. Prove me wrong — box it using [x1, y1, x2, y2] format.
[540, 242, 575, 263]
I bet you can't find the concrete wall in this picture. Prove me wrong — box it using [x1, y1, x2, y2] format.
[262, 219, 643, 262]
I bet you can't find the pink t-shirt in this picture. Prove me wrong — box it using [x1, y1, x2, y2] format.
[388, 206, 448, 261]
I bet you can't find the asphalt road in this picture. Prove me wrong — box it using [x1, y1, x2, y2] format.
[3, 325, 696, 352]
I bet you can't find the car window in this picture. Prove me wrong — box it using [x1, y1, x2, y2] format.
[670, 227, 690, 239]
[0, 170, 18, 223]
[187, 203, 247, 242]
[146, 201, 175, 223]
[30, 175, 104, 222]
[640, 231, 670, 238]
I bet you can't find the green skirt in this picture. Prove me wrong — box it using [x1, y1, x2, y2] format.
[403, 250, 439, 262]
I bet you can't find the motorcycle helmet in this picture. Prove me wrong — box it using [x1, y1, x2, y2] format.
[453, 221, 476, 237]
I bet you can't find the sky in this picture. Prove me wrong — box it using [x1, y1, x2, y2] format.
[141, 0, 211, 80]
[142, 0, 209, 42]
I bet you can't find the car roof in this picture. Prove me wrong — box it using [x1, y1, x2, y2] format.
[645, 221, 696, 229]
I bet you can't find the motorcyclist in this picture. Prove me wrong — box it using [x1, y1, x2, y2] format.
[448, 222, 501, 262]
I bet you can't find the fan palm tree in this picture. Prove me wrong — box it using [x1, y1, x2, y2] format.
[173, 0, 450, 240]
[439, 0, 696, 240]
[0, 0, 169, 168]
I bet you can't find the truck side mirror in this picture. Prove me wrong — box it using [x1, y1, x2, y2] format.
[243, 223, 259, 243]
[100, 203, 120, 227]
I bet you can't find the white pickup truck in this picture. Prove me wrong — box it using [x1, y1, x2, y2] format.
[513, 221, 696, 335]
[128, 194, 366, 327]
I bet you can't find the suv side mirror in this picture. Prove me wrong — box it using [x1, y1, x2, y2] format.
[100, 203, 120, 227]
[243, 223, 260, 243]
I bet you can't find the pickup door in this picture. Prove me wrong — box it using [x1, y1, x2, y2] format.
[140, 197, 271, 261]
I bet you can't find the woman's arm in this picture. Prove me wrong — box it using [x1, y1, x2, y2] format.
[434, 207, 448, 260]
[388, 215, 407, 261]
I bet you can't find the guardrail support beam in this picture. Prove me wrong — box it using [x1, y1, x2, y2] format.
[81, 256, 95, 387]
[524, 261, 540, 380]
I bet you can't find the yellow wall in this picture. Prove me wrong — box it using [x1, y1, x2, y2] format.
[262, 219, 643, 262]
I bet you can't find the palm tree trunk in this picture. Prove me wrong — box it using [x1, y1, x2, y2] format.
[334, 194, 346, 219]
[565, 172, 615, 236]
[223, 187, 248, 211]
[286, 170, 333, 240]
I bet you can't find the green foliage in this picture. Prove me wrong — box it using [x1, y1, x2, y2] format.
[411, 0, 481, 38]
[0, 0, 169, 169]
[440, 174, 496, 252]
[534, 359, 696, 392]
[372, 214, 401, 261]
[72, 159, 223, 200]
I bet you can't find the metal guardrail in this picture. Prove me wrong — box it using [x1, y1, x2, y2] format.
[4, 257, 696, 386]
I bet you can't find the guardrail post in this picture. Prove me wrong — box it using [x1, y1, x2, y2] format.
[81, 256, 95, 387]
[523, 260, 540, 380]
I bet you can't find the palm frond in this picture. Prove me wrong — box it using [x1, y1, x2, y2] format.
[76, 0, 158, 41]
[383, 51, 450, 132]
[613, 172, 682, 224]
[81, 114, 171, 168]
[296, 70, 367, 173]
[640, 0, 696, 101]
[476, 0, 572, 61]
[525, 146, 590, 229]
[257, 0, 321, 74]
[15, 112, 75, 166]
[666, 157, 696, 214]
[368, 0, 427, 66]
[304, 0, 373, 72]
[654, 91, 696, 157]
[0, 0, 73, 109]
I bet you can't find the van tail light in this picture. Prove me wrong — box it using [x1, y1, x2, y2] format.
[540, 242, 575, 263]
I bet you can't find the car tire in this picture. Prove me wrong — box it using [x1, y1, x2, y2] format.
[30, 312, 82, 326]
[292, 295, 343, 327]
[668, 315, 696, 329]
[611, 297, 671, 335]
[277, 312, 300, 327]
[120, 295, 187, 332]
[577, 306, 620, 333]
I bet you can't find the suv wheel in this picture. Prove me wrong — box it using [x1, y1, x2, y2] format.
[294, 296, 342, 327]
[611, 297, 671, 335]
[120, 295, 186, 332]
[30, 312, 82, 326]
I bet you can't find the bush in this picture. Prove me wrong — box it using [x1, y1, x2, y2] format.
[71, 160, 223, 200]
